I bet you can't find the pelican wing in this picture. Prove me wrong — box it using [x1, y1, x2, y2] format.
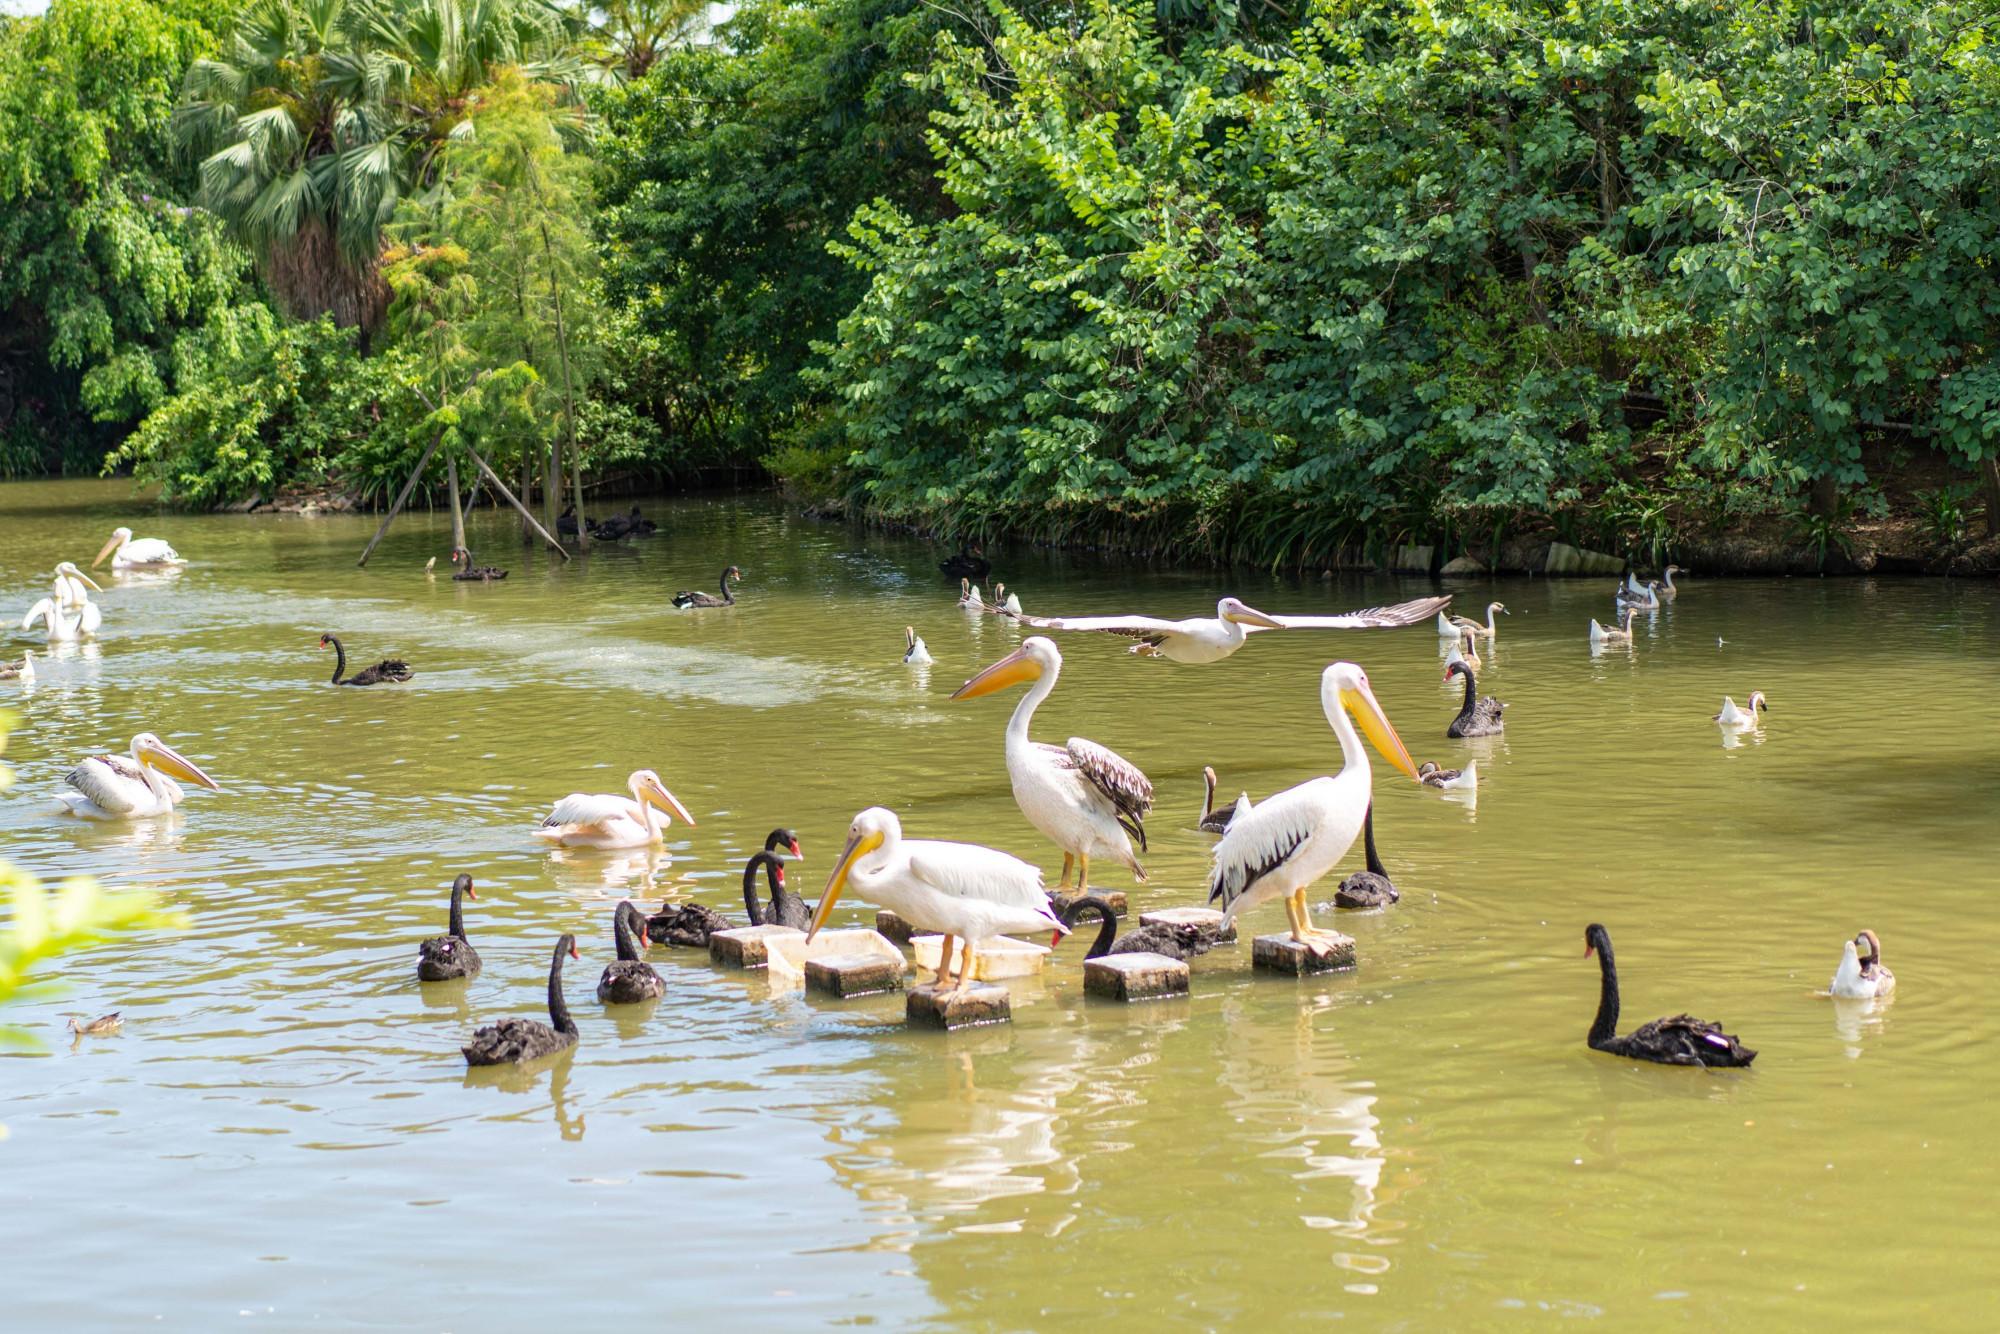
[1063, 736, 1154, 847]
[1003, 611, 1185, 646]
[1207, 778, 1336, 913]
[904, 839, 1053, 917]
[79, 602, 102, 635]
[1245, 595, 1452, 633]
[123, 537, 182, 563]
[541, 792, 637, 829]
[21, 598, 53, 631]
[64, 755, 169, 816]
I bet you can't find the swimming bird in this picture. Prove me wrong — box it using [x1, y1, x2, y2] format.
[92, 525, 184, 569]
[992, 583, 1023, 616]
[0, 649, 32, 683]
[598, 901, 666, 1004]
[939, 547, 990, 581]
[1008, 595, 1450, 665]
[1453, 628, 1482, 673]
[319, 633, 413, 686]
[417, 874, 483, 981]
[1831, 930, 1895, 999]
[1582, 923, 1755, 1067]
[903, 626, 933, 665]
[1588, 607, 1638, 646]
[556, 504, 579, 539]
[52, 561, 103, 609]
[449, 547, 507, 581]
[1198, 765, 1250, 835]
[1444, 660, 1504, 737]
[1618, 579, 1661, 610]
[763, 826, 804, 862]
[21, 596, 97, 642]
[462, 935, 580, 1066]
[1448, 601, 1508, 639]
[958, 578, 985, 612]
[534, 769, 696, 849]
[1418, 759, 1477, 790]
[1435, 608, 1461, 638]
[1053, 894, 1225, 961]
[68, 1012, 123, 1038]
[1328, 803, 1398, 908]
[673, 566, 741, 608]
[1714, 692, 1768, 731]
[55, 732, 220, 819]
[1208, 662, 1420, 950]
[646, 899, 731, 947]
[952, 636, 1153, 895]
[742, 849, 810, 930]
[809, 807, 1066, 993]
[1650, 565, 1684, 601]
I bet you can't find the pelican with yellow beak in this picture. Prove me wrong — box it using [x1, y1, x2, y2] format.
[809, 807, 1066, 993]
[21, 596, 96, 642]
[1209, 662, 1420, 950]
[52, 561, 103, 609]
[534, 769, 697, 849]
[1006, 595, 1450, 664]
[56, 732, 221, 819]
[951, 636, 1152, 894]
[93, 526, 184, 569]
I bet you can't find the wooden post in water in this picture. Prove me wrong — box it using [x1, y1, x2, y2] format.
[464, 443, 570, 560]
[446, 454, 467, 554]
[357, 432, 443, 567]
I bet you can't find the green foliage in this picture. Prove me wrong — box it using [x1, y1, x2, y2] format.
[1914, 483, 1977, 548]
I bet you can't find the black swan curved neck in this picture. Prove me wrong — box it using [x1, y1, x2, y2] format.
[715, 569, 737, 604]
[325, 635, 348, 685]
[448, 875, 470, 938]
[613, 904, 644, 962]
[742, 851, 784, 925]
[547, 935, 578, 1036]
[1361, 804, 1385, 877]
[1058, 896, 1117, 958]
[1587, 927, 1620, 1049]
[1451, 665, 1478, 730]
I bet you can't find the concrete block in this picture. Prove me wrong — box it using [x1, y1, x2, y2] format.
[906, 983, 1011, 1030]
[1138, 906, 1236, 941]
[911, 934, 1049, 981]
[1083, 952, 1191, 1001]
[708, 924, 804, 969]
[804, 953, 906, 999]
[1251, 932, 1357, 975]
[875, 910, 914, 943]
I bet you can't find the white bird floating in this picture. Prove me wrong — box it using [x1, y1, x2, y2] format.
[809, 806, 1066, 993]
[1588, 607, 1637, 646]
[93, 526, 185, 569]
[21, 597, 97, 642]
[533, 769, 696, 849]
[903, 626, 933, 665]
[952, 635, 1154, 895]
[55, 732, 220, 819]
[1830, 930, 1895, 999]
[1447, 601, 1508, 639]
[1, 649, 36, 683]
[1006, 594, 1449, 665]
[1713, 692, 1768, 731]
[958, 578, 985, 612]
[52, 561, 102, 609]
[992, 582, 1023, 616]
[1208, 662, 1420, 951]
[1418, 759, 1477, 790]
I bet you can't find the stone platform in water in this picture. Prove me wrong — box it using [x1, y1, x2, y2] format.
[1051, 890, 1127, 918]
[1083, 952, 1190, 1002]
[709, 924, 803, 969]
[875, 910, 913, 943]
[1252, 931, 1356, 975]
[1138, 905, 1236, 941]
[804, 953, 906, 999]
[911, 934, 1048, 981]
[906, 983, 1011, 1030]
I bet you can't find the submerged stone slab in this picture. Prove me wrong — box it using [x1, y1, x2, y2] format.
[1138, 906, 1236, 941]
[1050, 890, 1127, 918]
[709, 923, 804, 969]
[1083, 952, 1190, 1002]
[804, 953, 906, 999]
[875, 910, 914, 943]
[1251, 931, 1357, 975]
[906, 983, 1011, 1030]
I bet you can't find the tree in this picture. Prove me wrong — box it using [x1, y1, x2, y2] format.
[581, 0, 711, 81]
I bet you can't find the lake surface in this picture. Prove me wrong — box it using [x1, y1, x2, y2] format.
[3, 477, 1997, 1329]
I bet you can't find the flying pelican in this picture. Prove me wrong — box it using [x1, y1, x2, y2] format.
[903, 626, 933, 665]
[809, 807, 1066, 994]
[1714, 692, 1768, 731]
[1007, 594, 1449, 665]
[55, 732, 220, 819]
[1208, 662, 1420, 951]
[21, 597, 96, 642]
[92, 526, 184, 569]
[952, 636, 1153, 894]
[534, 769, 696, 849]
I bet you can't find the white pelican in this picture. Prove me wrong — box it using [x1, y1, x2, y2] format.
[93, 526, 184, 569]
[1009, 594, 1448, 665]
[952, 636, 1153, 893]
[21, 597, 97, 642]
[1713, 692, 1768, 730]
[52, 561, 103, 609]
[1208, 662, 1419, 950]
[903, 626, 933, 665]
[1448, 601, 1508, 638]
[56, 732, 220, 819]
[1830, 930, 1895, 999]
[809, 806, 1066, 993]
[1, 649, 33, 683]
[1588, 607, 1636, 646]
[534, 769, 696, 849]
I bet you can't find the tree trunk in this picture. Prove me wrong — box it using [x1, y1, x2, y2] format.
[539, 215, 588, 551]
[464, 443, 569, 560]
[446, 454, 467, 554]
[1808, 474, 1840, 517]
[1982, 456, 2000, 537]
[358, 432, 443, 566]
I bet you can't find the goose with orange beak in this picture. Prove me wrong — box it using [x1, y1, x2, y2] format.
[809, 807, 1064, 994]
[951, 636, 1152, 895]
[1209, 662, 1420, 950]
[533, 769, 697, 849]
[92, 526, 184, 569]
[55, 732, 222, 819]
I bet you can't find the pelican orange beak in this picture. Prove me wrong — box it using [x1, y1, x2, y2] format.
[1223, 604, 1286, 630]
[1340, 681, 1420, 781]
[90, 534, 124, 568]
[59, 565, 103, 592]
[951, 647, 1041, 700]
[639, 776, 696, 827]
[138, 738, 220, 791]
[808, 828, 884, 942]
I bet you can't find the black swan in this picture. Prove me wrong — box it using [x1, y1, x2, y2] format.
[320, 633, 413, 686]
[1198, 765, 1248, 835]
[450, 546, 507, 581]
[556, 504, 579, 538]
[462, 934, 580, 1066]
[673, 565, 742, 608]
[939, 546, 990, 581]
[1583, 924, 1755, 1067]
[647, 898, 732, 948]
[1329, 804, 1398, 908]
[417, 873, 482, 980]
[598, 901, 665, 1004]
[1444, 660, 1504, 737]
[626, 505, 657, 537]
[1054, 894, 1224, 961]
[743, 849, 811, 930]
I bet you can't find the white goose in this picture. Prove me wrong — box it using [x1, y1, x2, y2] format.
[952, 636, 1152, 894]
[534, 769, 697, 849]
[1713, 692, 1768, 731]
[1209, 662, 1420, 950]
[93, 526, 185, 569]
[809, 806, 1066, 993]
[958, 578, 985, 612]
[1588, 607, 1637, 646]
[56, 732, 220, 819]
[903, 626, 933, 665]
[1010, 594, 1449, 665]
[1830, 930, 1894, 999]
[992, 583, 1024, 616]
[1448, 601, 1508, 638]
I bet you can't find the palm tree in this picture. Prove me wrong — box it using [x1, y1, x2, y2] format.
[175, 0, 591, 337]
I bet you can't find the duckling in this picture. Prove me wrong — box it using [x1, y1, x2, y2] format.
[1831, 930, 1895, 998]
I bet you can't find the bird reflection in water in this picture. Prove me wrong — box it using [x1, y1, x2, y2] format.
[462, 1051, 585, 1141]
[544, 844, 673, 897]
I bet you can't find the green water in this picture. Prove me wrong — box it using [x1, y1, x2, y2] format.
[3, 478, 1997, 1328]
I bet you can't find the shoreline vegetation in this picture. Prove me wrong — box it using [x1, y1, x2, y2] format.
[5, 1, 2000, 579]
